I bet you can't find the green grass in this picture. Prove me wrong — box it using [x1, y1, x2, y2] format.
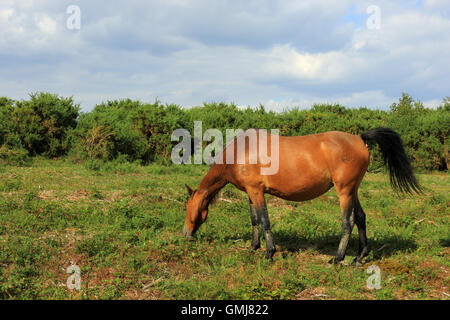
[0, 158, 448, 299]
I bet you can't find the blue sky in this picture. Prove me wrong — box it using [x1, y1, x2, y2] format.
[0, 0, 449, 111]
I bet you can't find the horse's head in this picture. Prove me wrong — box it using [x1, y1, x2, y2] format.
[183, 184, 208, 239]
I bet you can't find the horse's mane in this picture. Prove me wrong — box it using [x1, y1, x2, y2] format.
[187, 187, 220, 208]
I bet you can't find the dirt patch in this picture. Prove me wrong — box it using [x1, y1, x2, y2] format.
[377, 259, 412, 276]
[439, 248, 450, 257]
[296, 286, 329, 300]
[38, 189, 55, 200]
[418, 260, 449, 299]
[66, 189, 89, 202]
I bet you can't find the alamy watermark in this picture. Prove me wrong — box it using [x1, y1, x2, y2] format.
[171, 121, 280, 175]
[66, 5, 81, 30]
[366, 265, 381, 290]
[366, 5, 381, 30]
[66, 264, 81, 290]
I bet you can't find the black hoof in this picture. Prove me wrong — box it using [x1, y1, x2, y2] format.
[251, 242, 261, 251]
[265, 248, 276, 260]
[328, 257, 344, 265]
[352, 253, 370, 265]
[351, 257, 364, 266]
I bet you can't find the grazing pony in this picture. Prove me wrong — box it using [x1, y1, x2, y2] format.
[183, 128, 421, 264]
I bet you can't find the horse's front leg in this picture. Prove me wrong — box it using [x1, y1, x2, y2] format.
[249, 203, 261, 250]
[247, 189, 275, 259]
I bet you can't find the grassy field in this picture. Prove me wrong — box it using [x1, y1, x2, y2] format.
[0, 159, 448, 300]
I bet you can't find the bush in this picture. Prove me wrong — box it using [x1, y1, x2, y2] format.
[0, 145, 31, 166]
[77, 124, 115, 160]
[0, 97, 15, 147]
[0, 92, 80, 160]
[387, 93, 449, 171]
[0, 92, 448, 171]
[73, 99, 190, 164]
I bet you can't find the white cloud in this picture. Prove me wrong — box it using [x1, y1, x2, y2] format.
[424, 0, 450, 10]
[263, 90, 393, 111]
[0, 1, 449, 112]
[423, 98, 442, 109]
[0, 8, 14, 21]
[35, 14, 56, 34]
[263, 45, 345, 81]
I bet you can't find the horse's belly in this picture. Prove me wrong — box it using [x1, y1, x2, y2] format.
[264, 160, 333, 201]
[266, 177, 333, 201]
[266, 180, 333, 201]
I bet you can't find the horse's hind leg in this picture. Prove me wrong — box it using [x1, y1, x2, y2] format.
[353, 198, 369, 264]
[249, 202, 261, 250]
[247, 189, 275, 259]
[259, 204, 276, 259]
[330, 190, 355, 264]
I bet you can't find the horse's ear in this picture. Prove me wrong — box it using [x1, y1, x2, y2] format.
[185, 184, 194, 196]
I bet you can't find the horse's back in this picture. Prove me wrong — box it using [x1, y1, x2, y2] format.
[220, 130, 369, 200]
[317, 131, 369, 187]
[270, 131, 368, 198]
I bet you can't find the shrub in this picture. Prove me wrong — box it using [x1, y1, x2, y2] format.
[0, 145, 31, 166]
[78, 124, 115, 160]
[73, 99, 190, 164]
[0, 93, 80, 160]
[0, 92, 447, 171]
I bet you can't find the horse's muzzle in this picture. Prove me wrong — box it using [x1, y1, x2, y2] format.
[183, 227, 193, 240]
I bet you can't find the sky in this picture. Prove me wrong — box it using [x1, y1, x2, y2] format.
[0, 0, 449, 112]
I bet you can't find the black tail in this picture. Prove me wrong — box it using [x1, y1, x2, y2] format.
[361, 127, 422, 194]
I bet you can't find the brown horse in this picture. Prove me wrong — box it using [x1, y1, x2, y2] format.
[183, 127, 421, 264]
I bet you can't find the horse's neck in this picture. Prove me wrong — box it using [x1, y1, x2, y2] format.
[196, 165, 227, 209]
